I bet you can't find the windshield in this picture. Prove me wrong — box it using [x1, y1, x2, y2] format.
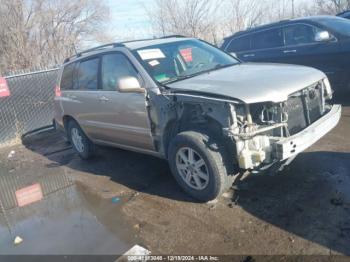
[316, 17, 350, 36]
[132, 39, 239, 84]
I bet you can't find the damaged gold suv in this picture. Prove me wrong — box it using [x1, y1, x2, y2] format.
[54, 36, 341, 201]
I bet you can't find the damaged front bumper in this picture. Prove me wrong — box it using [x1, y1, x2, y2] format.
[232, 104, 341, 170]
[274, 104, 341, 160]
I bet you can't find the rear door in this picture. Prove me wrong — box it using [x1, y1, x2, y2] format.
[248, 28, 286, 63]
[92, 52, 154, 151]
[59, 57, 102, 140]
[224, 28, 285, 63]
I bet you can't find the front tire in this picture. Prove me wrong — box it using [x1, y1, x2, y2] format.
[67, 121, 95, 160]
[168, 131, 231, 202]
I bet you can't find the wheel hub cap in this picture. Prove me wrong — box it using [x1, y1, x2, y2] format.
[71, 128, 84, 153]
[175, 147, 209, 190]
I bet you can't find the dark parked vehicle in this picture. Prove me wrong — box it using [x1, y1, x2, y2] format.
[337, 10, 350, 19]
[221, 16, 350, 94]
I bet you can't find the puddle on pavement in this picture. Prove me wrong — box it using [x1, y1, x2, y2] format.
[0, 184, 138, 255]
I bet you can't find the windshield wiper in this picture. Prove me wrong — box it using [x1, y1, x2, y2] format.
[162, 63, 237, 85]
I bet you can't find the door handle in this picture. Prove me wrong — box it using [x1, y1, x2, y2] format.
[283, 49, 297, 54]
[243, 53, 255, 58]
[99, 96, 109, 102]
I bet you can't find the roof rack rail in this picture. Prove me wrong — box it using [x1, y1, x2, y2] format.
[63, 35, 187, 63]
[121, 35, 186, 44]
[122, 37, 158, 44]
[64, 42, 124, 63]
[160, 35, 186, 39]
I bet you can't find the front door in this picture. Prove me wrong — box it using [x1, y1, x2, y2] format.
[281, 23, 343, 88]
[93, 52, 154, 151]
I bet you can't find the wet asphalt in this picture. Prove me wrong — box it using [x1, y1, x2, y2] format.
[0, 105, 349, 257]
[0, 186, 134, 255]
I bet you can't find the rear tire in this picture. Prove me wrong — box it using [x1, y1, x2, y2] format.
[168, 131, 232, 202]
[67, 121, 95, 160]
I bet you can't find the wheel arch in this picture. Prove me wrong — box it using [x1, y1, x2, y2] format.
[163, 114, 231, 158]
[62, 115, 78, 133]
[161, 101, 238, 174]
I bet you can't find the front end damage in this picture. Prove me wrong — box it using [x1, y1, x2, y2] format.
[148, 78, 341, 172]
[225, 79, 340, 170]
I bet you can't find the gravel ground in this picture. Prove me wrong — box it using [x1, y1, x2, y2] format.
[0, 105, 349, 257]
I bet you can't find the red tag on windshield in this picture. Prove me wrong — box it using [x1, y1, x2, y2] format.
[180, 48, 193, 62]
[0, 77, 10, 97]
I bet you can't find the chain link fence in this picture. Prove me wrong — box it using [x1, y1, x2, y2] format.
[0, 68, 59, 147]
[0, 67, 76, 223]
[0, 169, 73, 211]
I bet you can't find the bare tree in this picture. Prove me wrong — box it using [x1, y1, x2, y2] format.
[224, 0, 268, 34]
[146, 0, 323, 44]
[0, 0, 110, 74]
[273, 0, 293, 20]
[147, 0, 223, 43]
[314, 0, 350, 14]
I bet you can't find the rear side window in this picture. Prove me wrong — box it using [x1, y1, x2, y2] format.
[60, 63, 75, 90]
[226, 36, 251, 52]
[251, 28, 283, 50]
[77, 58, 99, 90]
[101, 53, 139, 91]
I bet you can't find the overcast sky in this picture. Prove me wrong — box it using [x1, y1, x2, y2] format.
[106, 0, 154, 40]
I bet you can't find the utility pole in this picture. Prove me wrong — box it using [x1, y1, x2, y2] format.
[292, 0, 295, 18]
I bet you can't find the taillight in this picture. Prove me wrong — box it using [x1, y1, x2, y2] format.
[0, 77, 10, 97]
[55, 85, 61, 97]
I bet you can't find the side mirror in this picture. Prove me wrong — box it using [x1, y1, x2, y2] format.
[118, 77, 144, 93]
[315, 31, 331, 42]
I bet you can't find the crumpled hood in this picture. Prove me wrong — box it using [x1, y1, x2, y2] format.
[167, 63, 326, 104]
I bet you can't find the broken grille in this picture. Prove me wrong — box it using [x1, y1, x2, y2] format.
[285, 84, 324, 136]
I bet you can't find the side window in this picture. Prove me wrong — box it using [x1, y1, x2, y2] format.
[77, 58, 99, 90]
[101, 53, 139, 91]
[60, 63, 75, 90]
[226, 36, 251, 52]
[284, 24, 320, 46]
[251, 28, 283, 50]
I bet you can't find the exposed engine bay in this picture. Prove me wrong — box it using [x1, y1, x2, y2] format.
[147, 77, 336, 171]
[225, 79, 333, 169]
